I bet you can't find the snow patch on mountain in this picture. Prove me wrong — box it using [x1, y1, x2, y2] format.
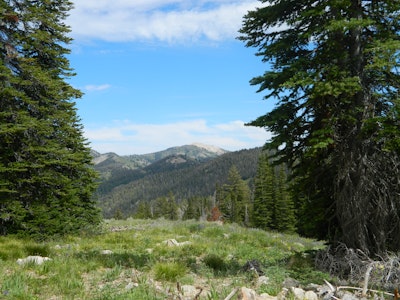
[191, 143, 227, 155]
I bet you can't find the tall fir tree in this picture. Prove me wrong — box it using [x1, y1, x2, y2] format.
[217, 165, 251, 224]
[239, 0, 400, 254]
[0, 0, 100, 237]
[152, 193, 178, 220]
[182, 196, 203, 220]
[252, 152, 274, 230]
[273, 165, 296, 233]
[253, 152, 296, 232]
[134, 201, 152, 219]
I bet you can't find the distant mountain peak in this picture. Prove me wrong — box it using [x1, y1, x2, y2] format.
[191, 143, 227, 155]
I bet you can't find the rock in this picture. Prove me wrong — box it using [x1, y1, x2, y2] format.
[179, 241, 192, 246]
[304, 283, 320, 291]
[277, 287, 289, 300]
[259, 293, 278, 300]
[163, 239, 180, 246]
[181, 285, 202, 298]
[256, 275, 270, 288]
[16, 256, 52, 265]
[238, 287, 276, 300]
[304, 290, 319, 300]
[125, 282, 138, 290]
[341, 292, 362, 300]
[291, 287, 305, 300]
[100, 250, 113, 255]
[238, 287, 258, 300]
[162, 239, 191, 247]
[282, 278, 299, 289]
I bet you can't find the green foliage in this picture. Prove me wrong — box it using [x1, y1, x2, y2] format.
[239, 0, 400, 255]
[217, 165, 251, 224]
[133, 201, 152, 219]
[182, 196, 204, 220]
[253, 151, 274, 229]
[24, 242, 51, 257]
[203, 254, 227, 272]
[257, 266, 288, 296]
[253, 152, 296, 232]
[152, 192, 179, 220]
[286, 252, 330, 285]
[0, 219, 326, 299]
[274, 165, 296, 233]
[153, 262, 187, 281]
[0, 0, 100, 237]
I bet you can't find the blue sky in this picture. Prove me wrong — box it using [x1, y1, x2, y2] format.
[66, 0, 273, 155]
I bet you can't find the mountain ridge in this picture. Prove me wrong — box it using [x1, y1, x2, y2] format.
[92, 143, 228, 171]
[93, 145, 262, 218]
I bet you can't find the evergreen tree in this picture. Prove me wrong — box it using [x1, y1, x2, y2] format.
[239, 0, 400, 254]
[0, 0, 100, 237]
[152, 193, 178, 220]
[134, 201, 152, 219]
[252, 152, 274, 230]
[253, 153, 296, 232]
[164, 192, 178, 220]
[218, 166, 251, 224]
[152, 197, 168, 219]
[182, 196, 202, 220]
[273, 165, 296, 233]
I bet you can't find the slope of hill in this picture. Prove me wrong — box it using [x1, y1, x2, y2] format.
[94, 146, 262, 218]
[93, 144, 228, 196]
[93, 144, 227, 173]
[125, 143, 228, 167]
[0, 219, 328, 299]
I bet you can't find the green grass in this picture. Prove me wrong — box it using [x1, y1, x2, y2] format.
[0, 219, 327, 299]
[153, 262, 187, 281]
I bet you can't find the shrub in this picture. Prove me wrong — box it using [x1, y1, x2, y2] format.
[153, 262, 186, 281]
[203, 254, 227, 272]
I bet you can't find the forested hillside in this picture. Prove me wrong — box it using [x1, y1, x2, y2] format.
[93, 146, 262, 218]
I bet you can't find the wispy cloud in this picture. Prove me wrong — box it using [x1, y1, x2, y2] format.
[84, 84, 112, 91]
[84, 119, 270, 155]
[67, 0, 259, 43]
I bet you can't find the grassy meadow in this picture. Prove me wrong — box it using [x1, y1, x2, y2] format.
[0, 219, 329, 299]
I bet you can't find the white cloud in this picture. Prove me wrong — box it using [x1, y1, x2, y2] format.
[84, 84, 111, 91]
[67, 0, 259, 43]
[83, 119, 270, 155]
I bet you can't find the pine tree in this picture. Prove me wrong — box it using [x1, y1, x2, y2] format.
[165, 192, 178, 220]
[239, 0, 400, 254]
[182, 196, 203, 220]
[0, 1, 100, 237]
[152, 197, 168, 219]
[252, 152, 274, 230]
[273, 165, 296, 233]
[218, 166, 251, 224]
[134, 201, 152, 219]
[152, 193, 178, 220]
[252, 152, 296, 232]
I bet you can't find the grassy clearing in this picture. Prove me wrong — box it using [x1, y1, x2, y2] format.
[0, 219, 328, 299]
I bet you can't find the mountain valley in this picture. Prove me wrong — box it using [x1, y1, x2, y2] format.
[92, 144, 262, 218]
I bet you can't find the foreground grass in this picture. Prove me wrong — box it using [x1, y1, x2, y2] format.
[0, 219, 328, 299]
